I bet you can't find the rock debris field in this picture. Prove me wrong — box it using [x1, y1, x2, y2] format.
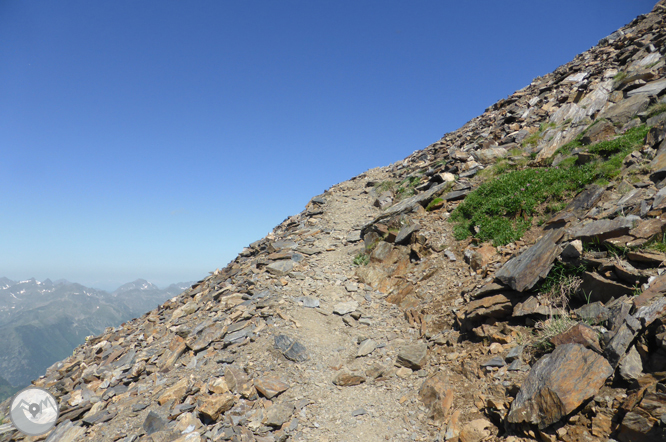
[4, 1, 666, 441]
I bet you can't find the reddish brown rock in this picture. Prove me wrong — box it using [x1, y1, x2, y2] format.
[629, 218, 666, 239]
[418, 372, 453, 421]
[333, 370, 366, 386]
[581, 119, 616, 145]
[506, 344, 613, 429]
[196, 393, 235, 421]
[254, 376, 289, 399]
[627, 250, 666, 266]
[618, 392, 666, 442]
[634, 273, 666, 309]
[157, 377, 190, 406]
[550, 322, 602, 353]
[463, 294, 513, 321]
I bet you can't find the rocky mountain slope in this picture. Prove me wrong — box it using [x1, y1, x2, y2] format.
[2, 2, 666, 441]
[0, 279, 192, 397]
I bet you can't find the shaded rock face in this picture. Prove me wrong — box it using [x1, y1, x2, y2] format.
[507, 344, 613, 429]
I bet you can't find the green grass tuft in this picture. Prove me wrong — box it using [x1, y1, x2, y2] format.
[353, 253, 369, 266]
[522, 122, 557, 148]
[646, 103, 666, 120]
[425, 197, 444, 211]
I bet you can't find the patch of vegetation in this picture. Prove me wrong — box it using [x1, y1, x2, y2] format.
[646, 103, 666, 119]
[395, 176, 421, 202]
[353, 253, 369, 266]
[534, 314, 578, 351]
[450, 165, 597, 245]
[425, 197, 444, 211]
[522, 122, 557, 148]
[587, 125, 649, 156]
[538, 261, 586, 304]
[374, 181, 395, 193]
[0, 376, 21, 403]
[613, 71, 627, 82]
[644, 233, 666, 254]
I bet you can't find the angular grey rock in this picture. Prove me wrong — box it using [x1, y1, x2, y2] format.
[395, 223, 420, 245]
[597, 94, 650, 124]
[274, 335, 309, 362]
[266, 260, 294, 276]
[474, 147, 508, 164]
[506, 345, 525, 362]
[374, 191, 394, 210]
[143, 411, 166, 435]
[333, 301, 359, 315]
[575, 301, 611, 325]
[186, 321, 226, 352]
[495, 229, 563, 292]
[357, 339, 377, 358]
[578, 271, 632, 304]
[568, 217, 636, 242]
[264, 403, 295, 427]
[619, 345, 644, 382]
[346, 230, 362, 243]
[507, 344, 613, 429]
[396, 342, 428, 370]
[298, 297, 320, 308]
[481, 356, 505, 367]
[561, 240, 583, 259]
[626, 78, 666, 97]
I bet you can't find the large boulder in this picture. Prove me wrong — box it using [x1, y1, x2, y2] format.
[506, 344, 613, 429]
[597, 95, 651, 124]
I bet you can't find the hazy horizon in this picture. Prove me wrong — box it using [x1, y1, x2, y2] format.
[0, 274, 196, 293]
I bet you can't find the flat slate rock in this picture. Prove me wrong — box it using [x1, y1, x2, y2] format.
[274, 334, 308, 362]
[597, 94, 650, 124]
[626, 78, 666, 97]
[495, 229, 563, 292]
[254, 376, 289, 399]
[333, 301, 359, 315]
[357, 339, 377, 358]
[507, 343, 613, 429]
[266, 260, 294, 276]
[481, 356, 506, 367]
[464, 294, 513, 320]
[634, 273, 666, 309]
[568, 217, 636, 242]
[186, 322, 227, 352]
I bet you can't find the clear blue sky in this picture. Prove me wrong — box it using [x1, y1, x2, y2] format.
[0, 1, 655, 290]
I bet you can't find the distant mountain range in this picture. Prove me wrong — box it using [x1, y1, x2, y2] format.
[0, 277, 193, 400]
